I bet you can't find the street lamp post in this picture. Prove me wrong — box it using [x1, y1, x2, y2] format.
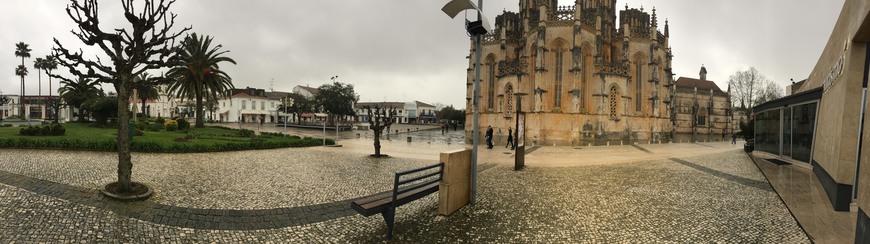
[331, 76, 339, 143]
[442, 0, 490, 205]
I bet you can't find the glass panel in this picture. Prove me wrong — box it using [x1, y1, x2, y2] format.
[783, 107, 792, 157]
[756, 109, 781, 155]
[792, 103, 816, 163]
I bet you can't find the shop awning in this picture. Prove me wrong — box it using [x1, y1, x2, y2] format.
[239, 110, 270, 115]
[301, 113, 314, 118]
[314, 113, 328, 117]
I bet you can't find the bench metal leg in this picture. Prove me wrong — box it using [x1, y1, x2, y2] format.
[381, 207, 396, 239]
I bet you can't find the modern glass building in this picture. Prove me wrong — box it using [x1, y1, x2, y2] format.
[753, 87, 822, 164]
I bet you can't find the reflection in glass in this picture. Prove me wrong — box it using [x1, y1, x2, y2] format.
[792, 103, 816, 162]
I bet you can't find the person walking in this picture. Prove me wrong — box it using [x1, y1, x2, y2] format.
[732, 133, 737, 145]
[485, 125, 494, 149]
[506, 127, 514, 150]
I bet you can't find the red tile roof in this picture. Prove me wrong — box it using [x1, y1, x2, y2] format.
[675, 77, 724, 93]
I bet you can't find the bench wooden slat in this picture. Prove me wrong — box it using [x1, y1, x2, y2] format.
[351, 182, 439, 217]
[350, 162, 444, 239]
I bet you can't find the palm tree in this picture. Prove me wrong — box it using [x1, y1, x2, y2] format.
[14, 65, 29, 118]
[59, 77, 101, 122]
[43, 56, 59, 121]
[167, 33, 236, 128]
[15, 42, 31, 118]
[133, 73, 160, 118]
[34, 57, 46, 96]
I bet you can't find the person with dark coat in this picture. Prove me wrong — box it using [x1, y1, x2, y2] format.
[485, 125, 494, 149]
[732, 134, 737, 145]
[506, 127, 514, 150]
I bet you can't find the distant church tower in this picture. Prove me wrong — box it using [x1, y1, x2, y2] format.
[700, 65, 708, 81]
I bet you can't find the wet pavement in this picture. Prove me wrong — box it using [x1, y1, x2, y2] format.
[0, 127, 810, 243]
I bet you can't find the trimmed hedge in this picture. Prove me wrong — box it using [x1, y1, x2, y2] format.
[19, 124, 66, 136]
[0, 137, 333, 153]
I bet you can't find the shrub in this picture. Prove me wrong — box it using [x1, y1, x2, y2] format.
[147, 123, 163, 131]
[239, 129, 255, 137]
[174, 136, 189, 142]
[135, 122, 148, 131]
[19, 124, 66, 136]
[155, 117, 165, 125]
[176, 118, 190, 130]
[164, 119, 178, 131]
[133, 129, 144, 136]
[49, 124, 66, 136]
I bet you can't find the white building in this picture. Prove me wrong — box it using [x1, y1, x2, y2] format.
[216, 87, 280, 123]
[354, 100, 439, 124]
[292, 85, 319, 98]
[131, 84, 178, 119]
[1, 95, 71, 122]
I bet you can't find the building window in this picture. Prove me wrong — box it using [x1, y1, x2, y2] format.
[261, 101, 265, 110]
[487, 59, 496, 109]
[609, 86, 619, 118]
[505, 84, 514, 114]
[271, 102, 274, 108]
[581, 51, 588, 109]
[242, 100, 246, 109]
[697, 115, 706, 126]
[554, 50, 564, 108]
[635, 62, 643, 112]
[252, 101, 256, 110]
[222, 102, 225, 107]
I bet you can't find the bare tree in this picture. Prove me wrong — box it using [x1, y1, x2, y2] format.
[51, 0, 190, 194]
[756, 81, 783, 105]
[364, 103, 396, 157]
[728, 67, 772, 110]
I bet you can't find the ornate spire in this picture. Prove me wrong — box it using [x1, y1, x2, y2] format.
[651, 7, 657, 27]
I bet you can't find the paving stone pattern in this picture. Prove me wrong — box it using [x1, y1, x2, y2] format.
[0, 147, 808, 242]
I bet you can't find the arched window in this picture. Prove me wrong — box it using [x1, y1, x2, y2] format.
[554, 51, 564, 108]
[486, 56, 496, 109]
[581, 45, 591, 110]
[505, 84, 514, 115]
[635, 61, 643, 112]
[609, 86, 619, 118]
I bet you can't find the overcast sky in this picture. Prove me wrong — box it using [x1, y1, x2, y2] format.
[0, 0, 845, 108]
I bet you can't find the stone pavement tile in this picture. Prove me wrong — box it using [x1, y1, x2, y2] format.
[0, 141, 808, 242]
[0, 148, 438, 210]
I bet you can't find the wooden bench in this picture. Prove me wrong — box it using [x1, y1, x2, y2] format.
[351, 162, 444, 239]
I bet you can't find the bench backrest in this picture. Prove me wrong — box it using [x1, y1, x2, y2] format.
[391, 162, 445, 208]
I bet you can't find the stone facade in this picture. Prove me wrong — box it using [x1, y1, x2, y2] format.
[465, 0, 676, 146]
[671, 67, 733, 142]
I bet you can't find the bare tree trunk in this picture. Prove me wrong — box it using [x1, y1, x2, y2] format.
[115, 79, 133, 192]
[374, 129, 382, 156]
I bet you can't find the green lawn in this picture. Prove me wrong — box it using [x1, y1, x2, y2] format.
[0, 122, 333, 152]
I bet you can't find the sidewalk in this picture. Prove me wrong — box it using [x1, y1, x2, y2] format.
[751, 152, 857, 243]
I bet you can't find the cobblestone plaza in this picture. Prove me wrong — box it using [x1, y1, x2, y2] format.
[0, 132, 811, 243]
